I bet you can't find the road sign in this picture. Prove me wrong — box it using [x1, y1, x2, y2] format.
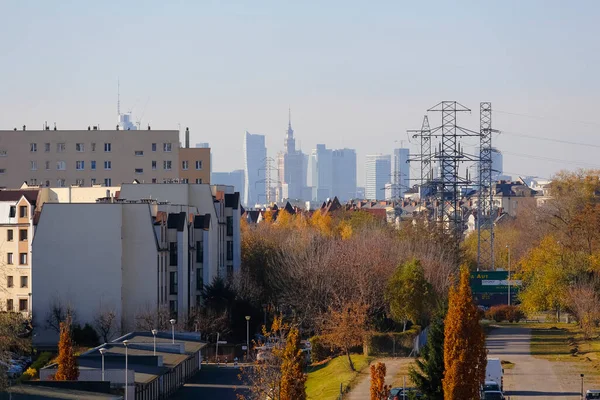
[217, 340, 227, 344]
[242, 345, 248, 350]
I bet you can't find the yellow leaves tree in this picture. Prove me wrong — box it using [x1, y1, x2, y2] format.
[370, 362, 390, 400]
[280, 326, 307, 400]
[337, 220, 353, 240]
[310, 211, 333, 235]
[442, 267, 486, 400]
[276, 210, 293, 229]
[55, 317, 79, 381]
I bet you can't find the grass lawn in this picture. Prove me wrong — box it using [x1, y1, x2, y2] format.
[306, 355, 372, 400]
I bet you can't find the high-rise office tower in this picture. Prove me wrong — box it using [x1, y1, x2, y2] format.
[310, 144, 333, 202]
[277, 111, 305, 201]
[332, 149, 357, 202]
[212, 169, 245, 197]
[365, 154, 391, 200]
[393, 148, 410, 198]
[243, 131, 266, 207]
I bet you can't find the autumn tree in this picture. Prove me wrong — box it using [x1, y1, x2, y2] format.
[55, 317, 79, 381]
[385, 259, 433, 331]
[320, 302, 369, 371]
[567, 280, 600, 339]
[442, 267, 486, 400]
[280, 326, 307, 400]
[0, 312, 29, 389]
[94, 307, 120, 343]
[370, 362, 390, 400]
[409, 317, 445, 400]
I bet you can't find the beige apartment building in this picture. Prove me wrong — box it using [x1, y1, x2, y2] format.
[0, 128, 210, 188]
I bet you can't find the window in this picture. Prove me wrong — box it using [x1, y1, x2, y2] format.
[30, 143, 37, 152]
[135, 150, 144, 156]
[19, 253, 27, 265]
[6, 300, 13, 312]
[196, 268, 203, 290]
[76, 143, 84, 152]
[227, 240, 233, 261]
[44, 143, 50, 152]
[151, 178, 157, 183]
[7, 253, 13, 265]
[7, 276, 13, 288]
[91, 143, 96, 152]
[196, 241, 203, 262]
[57, 143, 66, 152]
[227, 216, 233, 236]
[75, 178, 84, 186]
[163, 143, 172, 152]
[19, 299, 27, 312]
[76, 161, 85, 170]
[135, 168, 143, 174]
[104, 143, 111, 152]
[0, 169, 6, 174]
[152, 161, 157, 170]
[152, 143, 157, 152]
[19, 206, 27, 218]
[45, 161, 50, 170]
[57, 179, 66, 187]
[20, 276, 28, 288]
[182, 161, 188, 170]
[169, 271, 178, 294]
[30, 161, 37, 171]
[169, 242, 177, 266]
[9, 206, 16, 218]
[29, 179, 38, 186]
[7, 230, 13, 242]
[104, 178, 112, 186]
[91, 160, 96, 170]
[195, 160, 203, 170]
[91, 178, 97, 185]
[19, 229, 27, 241]
[195, 179, 203, 184]
[104, 161, 112, 170]
[44, 180, 50, 187]
[164, 161, 172, 170]
[56, 161, 66, 170]
[169, 300, 178, 317]
[181, 178, 188, 183]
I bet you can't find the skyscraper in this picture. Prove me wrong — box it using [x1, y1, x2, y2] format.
[310, 144, 333, 202]
[212, 169, 245, 197]
[393, 148, 410, 197]
[332, 149, 357, 202]
[365, 154, 391, 200]
[277, 111, 305, 201]
[243, 131, 266, 207]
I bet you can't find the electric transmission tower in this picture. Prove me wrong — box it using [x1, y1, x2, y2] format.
[257, 157, 280, 205]
[477, 102, 495, 270]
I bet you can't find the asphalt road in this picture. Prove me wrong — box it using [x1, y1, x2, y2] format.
[170, 364, 249, 400]
[347, 358, 413, 400]
[487, 326, 582, 399]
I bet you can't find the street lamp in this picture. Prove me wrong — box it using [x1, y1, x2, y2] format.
[123, 340, 129, 400]
[99, 348, 106, 382]
[581, 374, 585, 400]
[262, 304, 267, 328]
[506, 244, 511, 306]
[151, 329, 158, 356]
[245, 316, 251, 361]
[169, 319, 176, 344]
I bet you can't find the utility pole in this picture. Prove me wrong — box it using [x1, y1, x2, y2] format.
[507, 244, 511, 306]
[477, 102, 495, 271]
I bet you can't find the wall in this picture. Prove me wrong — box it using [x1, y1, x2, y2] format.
[178, 148, 210, 184]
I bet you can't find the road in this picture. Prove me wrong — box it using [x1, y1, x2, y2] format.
[487, 326, 582, 399]
[346, 358, 413, 400]
[170, 364, 249, 400]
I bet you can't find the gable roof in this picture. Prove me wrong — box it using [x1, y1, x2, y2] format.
[0, 189, 39, 206]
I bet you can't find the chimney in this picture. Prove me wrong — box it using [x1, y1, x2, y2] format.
[185, 127, 190, 148]
[22, 125, 26, 131]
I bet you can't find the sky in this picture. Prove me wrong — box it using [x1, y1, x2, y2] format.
[1, 0, 600, 186]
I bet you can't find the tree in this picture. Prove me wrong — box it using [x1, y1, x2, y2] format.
[370, 362, 390, 400]
[320, 302, 369, 371]
[280, 326, 307, 400]
[409, 317, 445, 400]
[0, 311, 29, 389]
[55, 317, 79, 381]
[94, 308, 120, 343]
[567, 279, 600, 339]
[45, 299, 76, 333]
[442, 267, 486, 400]
[385, 259, 433, 331]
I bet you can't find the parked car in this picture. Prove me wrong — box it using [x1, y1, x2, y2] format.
[388, 387, 423, 399]
[586, 390, 600, 399]
[483, 380, 501, 392]
[483, 391, 505, 400]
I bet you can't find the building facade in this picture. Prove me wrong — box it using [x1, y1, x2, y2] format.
[365, 154, 391, 201]
[0, 128, 211, 188]
[332, 148, 357, 202]
[310, 144, 333, 203]
[243, 132, 266, 207]
[277, 115, 305, 201]
[393, 148, 410, 197]
[211, 170, 245, 197]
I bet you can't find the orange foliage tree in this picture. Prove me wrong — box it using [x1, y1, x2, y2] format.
[370, 362, 390, 400]
[280, 325, 307, 400]
[442, 267, 486, 399]
[54, 317, 79, 381]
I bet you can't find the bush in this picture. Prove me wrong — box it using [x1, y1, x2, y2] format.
[72, 323, 100, 347]
[309, 335, 333, 363]
[485, 305, 525, 323]
[366, 327, 420, 356]
[31, 352, 53, 371]
[19, 367, 37, 381]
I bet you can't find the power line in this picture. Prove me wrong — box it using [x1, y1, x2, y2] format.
[502, 150, 600, 169]
[499, 130, 600, 149]
[495, 109, 600, 127]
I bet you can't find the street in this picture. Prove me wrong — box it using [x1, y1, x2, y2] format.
[487, 326, 582, 399]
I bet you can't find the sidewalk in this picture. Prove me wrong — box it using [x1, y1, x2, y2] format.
[346, 358, 413, 400]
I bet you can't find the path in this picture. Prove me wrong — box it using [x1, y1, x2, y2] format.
[487, 326, 582, 399]
[346, 358, 413, 400]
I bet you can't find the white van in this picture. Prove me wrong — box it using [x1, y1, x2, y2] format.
[486, 358, 504, 391]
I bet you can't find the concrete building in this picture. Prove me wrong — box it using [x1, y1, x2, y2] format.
[0, 128, 210, 188]
[0, 189, 38, 315]
[243, 132, 266, 207]
[277, 113, 305, 201]
[393, 148, 410, 197]
[211, 170, 245, 197]
[310, 144, 333, 202]
[365, 154, 391, 200]
[332, 149, 357, 202]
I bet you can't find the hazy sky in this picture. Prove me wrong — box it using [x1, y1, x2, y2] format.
[2, 1, 600, 186]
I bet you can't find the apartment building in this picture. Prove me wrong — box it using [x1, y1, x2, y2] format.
[0, 189, 37, 315]
[0, 128, 211, 188]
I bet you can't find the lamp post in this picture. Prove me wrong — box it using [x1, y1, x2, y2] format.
[506, 244, 511, 306]
[262, 304, 267, 327]
[99, 348, 106, 382]
[170, 319, 176, 344]
[151, 329, 158, 356]
[581, 374, 585, 400]
[123, 340, 129, 400]
[245, 316, 251, 361]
